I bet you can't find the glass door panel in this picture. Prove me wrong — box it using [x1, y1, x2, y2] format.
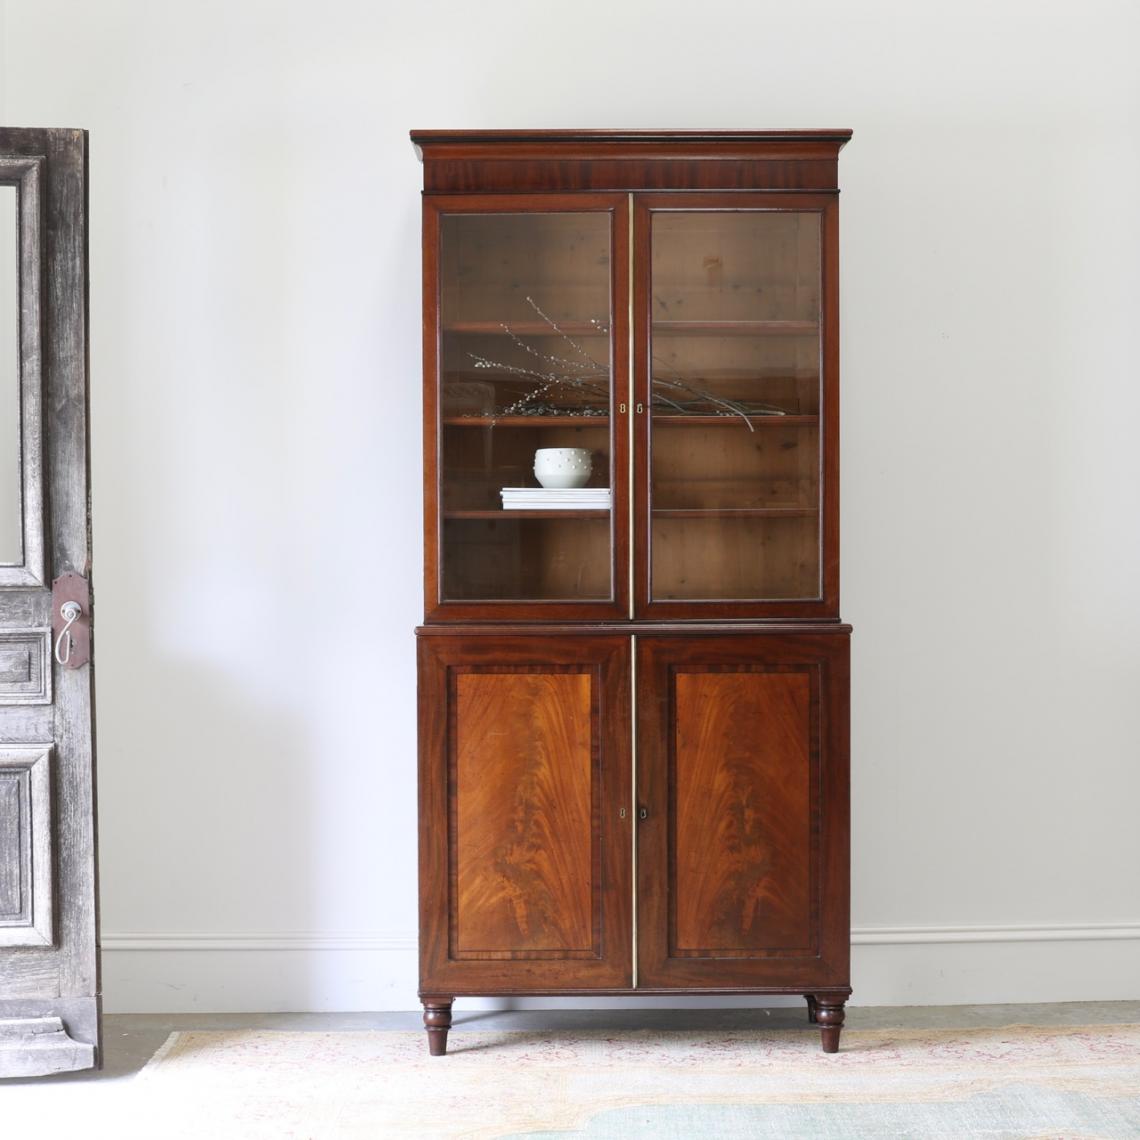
[647, 208, 822, 602]
[437, 209, 616, 603]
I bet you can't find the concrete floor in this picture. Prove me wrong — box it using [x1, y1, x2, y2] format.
[23, 1000, 1140, 1084]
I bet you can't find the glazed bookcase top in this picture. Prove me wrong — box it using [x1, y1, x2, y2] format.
[418, 131, 847, 621]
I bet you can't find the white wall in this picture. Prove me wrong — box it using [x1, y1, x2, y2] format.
[3, 0, 1139, 1013]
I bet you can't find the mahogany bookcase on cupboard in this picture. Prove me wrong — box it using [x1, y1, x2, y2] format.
[412, 130, 853, 1056]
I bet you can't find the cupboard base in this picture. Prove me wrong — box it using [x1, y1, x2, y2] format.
[418, 989, 851, 1056]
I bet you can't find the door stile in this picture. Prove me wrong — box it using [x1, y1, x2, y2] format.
[629, 631, 637, 988]
[626, 194, 636, 621]
[631, 196, 652, 620]
[819, 195, 841, 614]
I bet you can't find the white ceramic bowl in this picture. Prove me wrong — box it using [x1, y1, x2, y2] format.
[534, 447, 592, 489]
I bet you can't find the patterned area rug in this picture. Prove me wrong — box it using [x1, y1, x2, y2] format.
[125, 1025, 1140, 1139]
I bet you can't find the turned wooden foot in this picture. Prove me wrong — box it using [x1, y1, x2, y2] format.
[805, 995, 818, 1024]
[422, 997, 453, 1056]
[813, 994, 846, 1053]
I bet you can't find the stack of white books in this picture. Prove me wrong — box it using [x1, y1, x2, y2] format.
[500, 487, 612, 511]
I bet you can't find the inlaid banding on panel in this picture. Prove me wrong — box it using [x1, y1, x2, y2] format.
[452, 669, 596, 957]
[0, 746, 53, 947]
[0, 630, 51, 704]
[672, 669, 815, 955]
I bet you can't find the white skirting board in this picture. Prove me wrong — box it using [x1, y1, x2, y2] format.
[99, 926, 1140, 1013]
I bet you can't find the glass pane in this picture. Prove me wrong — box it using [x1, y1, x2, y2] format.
[649, 210, 821, 601]
[0, 185, 20, 565]
[439, 212, 613, 601]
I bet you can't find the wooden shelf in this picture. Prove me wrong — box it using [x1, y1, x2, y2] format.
[442, 321, 608, 337]
[652, 320, 818, 336]
[445, 320, 816, 337]
[447, 508, 811, 519]
[443, 416, 610, 427]
[652, 414, 818, 427]
[652, 508, 816, 519]
[445, 509, 611, 520]
[442, 414, 816, 428]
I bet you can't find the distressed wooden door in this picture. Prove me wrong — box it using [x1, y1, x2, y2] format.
[635, 633, 849, 993]
[0, 128, 97, 1077]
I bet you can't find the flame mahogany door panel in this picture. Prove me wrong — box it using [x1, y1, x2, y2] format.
[418, 634, 632, 992]
[636, 633, 849, 990]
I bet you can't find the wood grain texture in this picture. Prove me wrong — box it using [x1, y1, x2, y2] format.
[673, 672, 811, 953]
[0, 953, 60, 996]
[0, 778, 20, 917]
[0, 1016, 93, 1077]
[454, 672, 593, 953]
[422, 160, 841, 195]
[0, 747, 53, 947]
[0, 630, 50, 705]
